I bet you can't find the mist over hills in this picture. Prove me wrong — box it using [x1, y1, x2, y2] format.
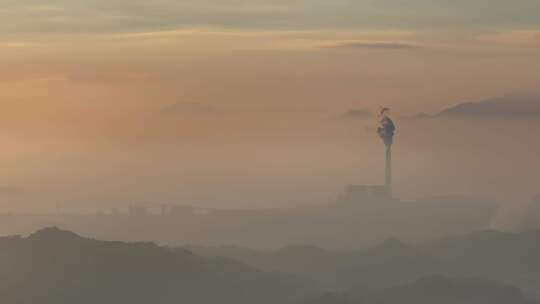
[0, 195, 497, 249]
[0, 227, 308, 304]
[300, 275, 539, 304]
[2, 227, 540, 303]
[188, 229, 540, 294]
[188, 239, 444, 290]
[2, 0, 539, 303]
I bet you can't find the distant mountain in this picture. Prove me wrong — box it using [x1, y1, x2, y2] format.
[435, 95, 540, 118]
[187, 229, 540, 294]
[300, 275, 539, 304]
[0, 227, 308, 304]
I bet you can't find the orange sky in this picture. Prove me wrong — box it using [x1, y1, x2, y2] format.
[1, 1, 539, 212]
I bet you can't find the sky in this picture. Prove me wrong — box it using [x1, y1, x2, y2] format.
[0, 1, 539, 212]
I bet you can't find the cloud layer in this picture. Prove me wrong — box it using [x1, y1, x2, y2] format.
[330, 41, 420, 50]
[1, 0, 540, 35]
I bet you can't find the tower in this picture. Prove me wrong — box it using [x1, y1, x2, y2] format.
[377, 108, 396, 197]
[385, 143, 392, 194]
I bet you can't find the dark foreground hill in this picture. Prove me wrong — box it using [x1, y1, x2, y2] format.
[300, 275, 539, 304]
[0, 227, 308, 304]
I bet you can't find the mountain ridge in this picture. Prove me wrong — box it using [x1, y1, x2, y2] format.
[0, 227, 310, 304]
[410, 94, 540, 119]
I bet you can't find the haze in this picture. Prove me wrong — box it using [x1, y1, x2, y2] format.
[1, 0, 539, 213]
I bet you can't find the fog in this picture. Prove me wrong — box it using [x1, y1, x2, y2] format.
[1, 1, 540, 303]
[1, 109, 538, 212]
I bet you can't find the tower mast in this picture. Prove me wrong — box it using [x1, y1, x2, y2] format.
[385, 144, 392, 196]
[377, 107, 396, 197]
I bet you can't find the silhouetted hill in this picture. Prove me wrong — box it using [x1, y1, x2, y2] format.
[436, 95, 540, 118]
[0, 228, 309, 304]
[27, 226, 85, 242]
[300, 275, 539, 304]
